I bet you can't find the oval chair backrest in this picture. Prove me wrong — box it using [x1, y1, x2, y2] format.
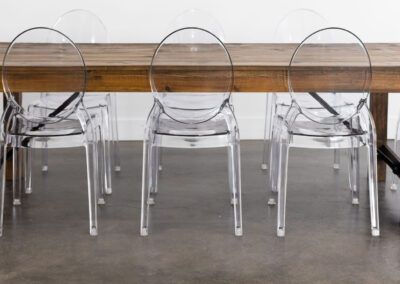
[166, 8, 226, 42]
[53, 9, 108, 43]
[1, 27, 87, 124]
[150, 27, 233, 124]
[288, 27, 371, 125]
[274, 8, 328, 43]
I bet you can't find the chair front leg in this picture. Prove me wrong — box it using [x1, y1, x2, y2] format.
[367, 134, 380, 237]
[140, 129, 153, 236]
[12, 147, 22, 206]
[348, 144, 360, 205]
[277, 138, 290, 237]
[228, 136, 243, 236]
[108, 94, 121, 172]
[333, 149, 340, 169]
[24, 148, 32, 194]
[268, 115, 284, 205]
[41, 146, 48, 172]
[84, 131, 99, 236]
[367, 141, 379, 236]
[100, 107, 112, 195]
[364, 110, 380, 237]
[261, 93, 271, 170]
[227, 145, 234, 205]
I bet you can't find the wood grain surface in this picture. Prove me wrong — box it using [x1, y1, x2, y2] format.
[0, 43, 399, 92]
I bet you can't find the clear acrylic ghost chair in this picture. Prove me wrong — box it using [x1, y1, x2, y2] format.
[268, 27, 379, 237]
[154, 9, 227, 172]
[1, 27, 103, 236]
[140, 27, 242, 236]
[261, 9, 341, 170]
[33, 9, 120, 179]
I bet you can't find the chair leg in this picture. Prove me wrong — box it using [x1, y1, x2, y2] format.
[229, 142, 243, 236]
[261, 93, 270, 170]
[109, 94, 121, 172]
[140, 133, 152, 236]
[269, 115, 282, 201]
[84, 140, 99, 236]
[333, 149, 340, 169]
[158, 147, 163, 172]
[348, 146, 360, 205]
[268, 121, 281, 205]
[156, 145, 162, 185]
[148, 144, 159, 202]
[101, 108, 112, 195]
[363, 109, 380, 237]
[41, 145, 48, 172]
[0, 144, 7, 236]
[347, 148, 353, 192]
[104, 136, 112, 196]
[227, 146, 234, 205]
[97, 133, 106, 206]
[24, 148, 32, 194]
[367, 142, 380, 237]
[36, 103, 49, 173]
[12, 148, 22, 206]
[277, 141, 290, 237]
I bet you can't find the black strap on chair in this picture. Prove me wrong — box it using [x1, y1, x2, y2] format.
[377, 144, 400, 177]
[22, 92, 81, 135]
[308, 91, 400, 178]
[0, 92, 80, 167]
[308, 92, 352, 129]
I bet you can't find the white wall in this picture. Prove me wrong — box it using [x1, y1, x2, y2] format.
[1, 0, 400, 139]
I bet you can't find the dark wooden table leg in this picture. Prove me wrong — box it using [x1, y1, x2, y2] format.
[370, 92, 388, 182]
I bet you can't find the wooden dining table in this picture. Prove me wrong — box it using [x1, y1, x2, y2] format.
[1, 42, 399, 181]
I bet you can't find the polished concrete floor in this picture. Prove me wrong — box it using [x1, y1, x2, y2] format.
[0, 141, 400, 283]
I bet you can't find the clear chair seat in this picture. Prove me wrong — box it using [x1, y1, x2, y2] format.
[289, 119, 366, 137]
[8, 114, 84, 137]
[149, 106, 233, 149]
[279, 116, 367, 150]
[155, 112, 230, 137]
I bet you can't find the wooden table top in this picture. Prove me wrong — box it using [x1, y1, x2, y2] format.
[1, 42, 400, 92]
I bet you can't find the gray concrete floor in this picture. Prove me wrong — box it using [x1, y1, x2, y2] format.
[0, 141, 400, 283]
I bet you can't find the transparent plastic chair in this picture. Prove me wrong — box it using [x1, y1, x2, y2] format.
[140, 27, 242, 236]
[31, 9, 120, 178]
[1, 27, 105, 236]
[153, 9, 227, 172]
[261, 9, 337, 170]
[268, 27, 379, 237]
